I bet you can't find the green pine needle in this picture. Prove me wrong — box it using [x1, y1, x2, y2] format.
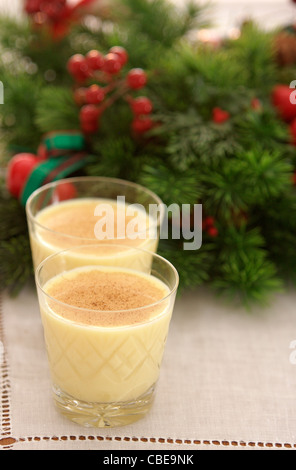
[35, 87, 80, 133]
[0, 234, 33, 296]
[139, 161, 202, 205]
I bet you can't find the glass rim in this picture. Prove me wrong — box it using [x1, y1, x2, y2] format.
[35, 243, 179, 320]
[26, 176, 165, 241]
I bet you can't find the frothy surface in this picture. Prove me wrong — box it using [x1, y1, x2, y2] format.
[36, 198, 152, 249]
[44, 267, 170, 327]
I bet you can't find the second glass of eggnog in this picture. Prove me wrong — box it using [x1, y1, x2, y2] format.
[35, 244, 179, 427]
[26, 176, 164, 270]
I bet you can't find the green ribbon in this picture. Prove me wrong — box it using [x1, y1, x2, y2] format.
[42, 131, 85, 154]
[20, 131, 87, 206]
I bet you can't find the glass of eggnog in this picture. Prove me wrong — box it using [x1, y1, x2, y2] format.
[35, 244, 179, 427]
[26, 176, 164, 270]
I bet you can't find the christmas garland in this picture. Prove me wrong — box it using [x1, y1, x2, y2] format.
[1, 0, 296, 306]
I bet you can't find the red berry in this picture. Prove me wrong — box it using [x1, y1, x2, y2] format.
[132, 116, 153, 134]
[81, 120, 99, 134]
[41, 2, 64, 20]
[6, 153, 39, 198]
[109, 46, 128, 66]
[85, 50, 105, 71]
[67, 54, 86, 75]
[251, 98, 262, 110]
[80, 104, 100, 123]
[272, 84, 296, 122]
[25, 0, 42, 14]
[131, 96, 153, 115]
[67, 54, 90, 82]
[203, 216, 215, 229]
[103, 53, 122, 75]
[207, 226, 218, 237]
[85, 84, 105, 105]
[53, 181, 78, 202]
[37, 143, 48, 160]
[212, 107, 230, 124]
[73, 87, 87, 106]
[292, 172, 296, 185]
[127, 68, 147, 90]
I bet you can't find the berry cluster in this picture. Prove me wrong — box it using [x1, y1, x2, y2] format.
[24, 0, 95, 39]
[25, 0, 68, 22]
[202, 216, 218, 237]
[67, 47, 154, 135]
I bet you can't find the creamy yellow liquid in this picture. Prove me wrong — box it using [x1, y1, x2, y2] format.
[40, 267, 172, 403]
[29, 198, 158, 270]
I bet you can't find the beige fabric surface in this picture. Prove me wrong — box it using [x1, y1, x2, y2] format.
[1, 283, 296, 450]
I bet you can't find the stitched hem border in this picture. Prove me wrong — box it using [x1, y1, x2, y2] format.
[1, 292, 295, 451]
[1, 435, 296, 450]
[0, 294, 12, 448]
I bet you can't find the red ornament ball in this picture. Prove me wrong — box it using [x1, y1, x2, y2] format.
[6, 153, 40, 198]
[271, 84, 296, 121]
[127, 69, 147, 90]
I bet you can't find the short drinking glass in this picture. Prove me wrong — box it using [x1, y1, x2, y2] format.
[35, 244, 179, 428]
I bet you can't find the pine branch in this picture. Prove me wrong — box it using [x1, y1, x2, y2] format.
[0, 234, 33, 296]
[0, 182, 33, 295]
[213, 252, 283, 307]
[35, 86, 80, 133]
[158, 239, 215, 293]
[151, 109, 242, 170]
[201, 146, 293, 220]
[234, 106, 290, 150]
[226, 21, 277, 91]
[0, 1, 294, 305]
[211, 225, 283, 307]
[0, 191, 28, 240]
[119, 0, 208, 48]
[86, 136, 138, 180]
[258, 194, 296, 282]
[182, 45, 246, 91]
[0, 69, 43, 152]
[139, 160, 202, 205]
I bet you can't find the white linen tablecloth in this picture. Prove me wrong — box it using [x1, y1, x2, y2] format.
[1, 283, 296, 450]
